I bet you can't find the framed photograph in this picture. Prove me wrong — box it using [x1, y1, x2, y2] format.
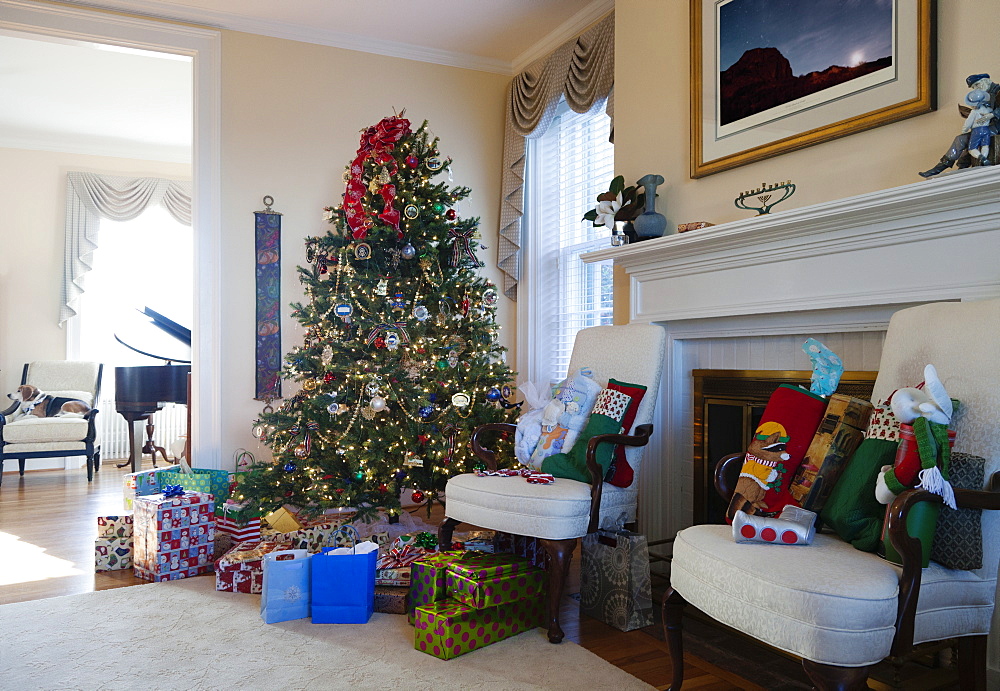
[690, 0, 934, 178]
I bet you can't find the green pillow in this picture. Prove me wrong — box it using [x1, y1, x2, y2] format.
[542, 387, 634, 484]
[821, 438, 899, 551]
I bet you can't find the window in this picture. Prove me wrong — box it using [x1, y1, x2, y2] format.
[520, 102, 615, 385]
[69, 205, 193, 459]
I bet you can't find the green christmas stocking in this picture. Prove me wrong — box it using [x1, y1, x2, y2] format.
[541, 388, 634, 484]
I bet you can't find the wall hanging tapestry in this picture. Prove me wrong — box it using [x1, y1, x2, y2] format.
[255, 196, 282, 403]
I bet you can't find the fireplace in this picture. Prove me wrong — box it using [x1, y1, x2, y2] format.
[692, 369, 876, 525]
[584, 167, 1000, 545]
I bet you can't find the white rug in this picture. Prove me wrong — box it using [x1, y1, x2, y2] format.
[0, 576, 654, 690]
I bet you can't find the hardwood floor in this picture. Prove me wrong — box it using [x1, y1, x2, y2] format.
[0, 463, 755, 690]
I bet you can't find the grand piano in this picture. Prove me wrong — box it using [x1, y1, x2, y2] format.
[114, 307, 191, 473]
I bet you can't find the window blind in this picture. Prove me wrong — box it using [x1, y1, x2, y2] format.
[525, 103, 615, 383]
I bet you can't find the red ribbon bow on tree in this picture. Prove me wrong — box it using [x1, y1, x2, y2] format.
[344, 115, 411, 240]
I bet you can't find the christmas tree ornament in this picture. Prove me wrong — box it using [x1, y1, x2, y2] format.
[303, 379, 318, 391]
[405, 456, 425, 467]
[425, 156, 443, 171]
[405, 154, 419, 168]
[284, 461, 298, 472]
[375, 278, 389, 296]
[377, 165, 392, 185]
[482, 287, 498, 307]
[403, 204, 419, 220]
[418, 405, 434, 418]
[374, 336, 387, 349]
[486, 387, 502, 402]
[333, 303, 354, 323]
[370, 395, 388, 412]
[452, 392, 471, 408]
[436, 359, 449, 371]
[361, 406, 376, 420]
[306, 244, 316, 263]
[354, 243, 372, 260]
[327, 401, 345, 415]
[411, 490, 425, 503]
[390, 292, 407, 309]
[384, 332, 400, 350]
[447, 351, 459, 368]
[323, 372, 335, 383]
[378, 483, 388, 493]
[460, 296, 471, 316]
[356, 470, 365, 480]
[294, 440, 309, 458]
[432, 202, 445, 213]
[394, 470, 408, 481]
[401, 243, 417, 259]
[321, 345, 334, 364]
[413, 305, 430, 322]
[368, 178, 380, 194]
[446, 209, 457, 220]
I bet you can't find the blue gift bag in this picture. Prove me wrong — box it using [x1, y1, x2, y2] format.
[311, 526, 379, 624]
[261, 549, 311, 624]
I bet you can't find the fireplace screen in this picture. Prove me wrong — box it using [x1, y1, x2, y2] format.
[692, 369, 876, 525]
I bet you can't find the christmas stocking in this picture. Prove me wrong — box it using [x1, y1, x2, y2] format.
[725, 384, 827, 522]
[541, 387, 635, 484]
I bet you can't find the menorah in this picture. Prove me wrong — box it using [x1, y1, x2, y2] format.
[734, 180, 796, 216]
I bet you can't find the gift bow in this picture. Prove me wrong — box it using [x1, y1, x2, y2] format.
[448, 226, 482, 267]
[161, 484, 185, 498]
[344, 115, 411, 239]
[376, 545, 424, 570]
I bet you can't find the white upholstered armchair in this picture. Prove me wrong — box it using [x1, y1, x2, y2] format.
[663, 299, 1000, 690]
[438, 324, 666, 643]
[0, 361, 103, 486]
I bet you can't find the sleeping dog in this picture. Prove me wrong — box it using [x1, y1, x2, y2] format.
[6, 384, 91, 421]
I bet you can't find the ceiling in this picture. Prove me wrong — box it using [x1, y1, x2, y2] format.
[0, 0, 611, 163]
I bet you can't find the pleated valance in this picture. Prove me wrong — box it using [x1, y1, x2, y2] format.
[60, 172, 192, 325]
[498, 12, 615, 300]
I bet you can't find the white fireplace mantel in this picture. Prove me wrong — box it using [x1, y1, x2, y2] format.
[585, 166, 1000, 323]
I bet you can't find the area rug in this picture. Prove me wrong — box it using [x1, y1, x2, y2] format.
[0, 576, 654, 690]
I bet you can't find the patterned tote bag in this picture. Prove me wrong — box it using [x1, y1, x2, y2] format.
[580, 529, 653, 631]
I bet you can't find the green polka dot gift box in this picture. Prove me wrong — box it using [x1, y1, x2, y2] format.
[445, 552, 545, 609]
[408, 551, 467, 624]
[413, 596, 544, 660]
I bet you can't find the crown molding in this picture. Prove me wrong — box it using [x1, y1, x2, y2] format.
[511, 0, 613, 75]
[0, 132, 191, 163]
[53, 0, 512, 74]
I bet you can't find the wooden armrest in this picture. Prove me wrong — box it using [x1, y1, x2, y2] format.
[83, 408, 100, 443]
[585, 424, 653, 534]
[0, 400, 17, 419]
[714, 453, 745, 502]
[470, 422, 516, 472]
[889, 471, 1000, 656]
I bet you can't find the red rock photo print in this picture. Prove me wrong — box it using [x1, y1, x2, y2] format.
[718, 0, 893, 127]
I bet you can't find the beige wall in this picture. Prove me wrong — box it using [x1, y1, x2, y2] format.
[612, 0, 993, 323]
[0, 147, 190, 396]
[218, 31, 510, 465]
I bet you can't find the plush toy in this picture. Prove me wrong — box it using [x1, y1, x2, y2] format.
[515, 370, 602, 469]
[875, 364, 959, 509]
[514, 381, 553, 466]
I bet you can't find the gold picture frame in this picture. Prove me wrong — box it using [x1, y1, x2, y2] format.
[690, 0, 935, 178]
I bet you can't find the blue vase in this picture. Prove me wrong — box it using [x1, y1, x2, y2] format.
[632, 174, 668, 240]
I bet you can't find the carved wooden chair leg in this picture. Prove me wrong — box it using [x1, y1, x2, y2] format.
[958, 635, 988, 691]
[661, 586, 686, 690]
[801, 659, 871, 691]
[538, 538, 576, 643]
[437, 517, 462, 551]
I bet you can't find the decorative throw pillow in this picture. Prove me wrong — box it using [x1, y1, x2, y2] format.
[931, 452, 985, 570]
[603, 379, 648, 488]
[725, 384, 828, 521]
[820, 438, 899, 551]
[541, 388, 634, 484]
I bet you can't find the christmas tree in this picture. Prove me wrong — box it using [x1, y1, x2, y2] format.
[235, 114, 517, 520]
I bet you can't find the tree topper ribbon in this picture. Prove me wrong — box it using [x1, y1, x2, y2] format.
[448, 226, 482, 267]
[344, 115, 411, 240]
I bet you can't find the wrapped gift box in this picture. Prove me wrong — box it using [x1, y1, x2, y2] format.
[215, 539, 289, 594]
[95, 536, 133, 572]
[375, 544, 425, 586]
[376, 567, 412, 587]
[413, 596, 544, 660]
[262, 520, 348, 553]
[493, 532, 547, 569]
[445, 553, 544, 610]
[123, 465, 179, 511]
[392, 531, 437, 552]
[215, 515, 262, 543]
[454, 530, 495, 553]
[97, 514, 133, 539]
[408, 552, 468, 624]
[216, 500, 261, 524]
[159, 468, 232, 504]
[374, 585, 409, 615]
[132, 491, 215, 582]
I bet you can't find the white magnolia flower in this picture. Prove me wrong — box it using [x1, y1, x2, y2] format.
[594, 193, 623, 227]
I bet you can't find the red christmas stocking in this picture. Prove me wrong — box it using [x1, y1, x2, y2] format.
[726, 384, 827, 522]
